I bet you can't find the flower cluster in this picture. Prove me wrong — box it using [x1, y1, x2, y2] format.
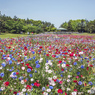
[0, 34, 95, 95]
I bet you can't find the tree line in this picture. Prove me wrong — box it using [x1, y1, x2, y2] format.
[0, 12, 95, 34]
[0, 13, 56, 34]
[60, 19, 95, 33]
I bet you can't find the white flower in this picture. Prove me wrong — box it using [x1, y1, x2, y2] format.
[61, 64, 66, 68]
[43, 92, 48, 95]
[30, 78, 34, 81]
[50, 82, 56, 86]
[27, 89, 31, 92]
[48, 77, 52, 81]
[1, 87, 5, 90]
[40, 58, 43, 61]
[68, 75, 71, 78]
[87, 90, 91, 93]
[22, 88, 26, 92]
[21, 66, 25, 70]
[7, 57, 11, 60]
[0, 66, 3, 69]
[45, 66, 49, 70]
[21, 80, 25, 84]
[45, 70, 48, 72]
[46, 89, 51, 92]
[71, 92, 77, 95]
[53, 76, 57, 79]
[48, 60, 52, 65]
[79, 51, 83, 54]
[48, 70, 52, 73]
[67, 88, 71, 91]
[67, 79, 70, 82]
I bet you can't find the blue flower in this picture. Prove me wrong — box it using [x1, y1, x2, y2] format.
[49, 86, 53, 89]
[42, 87, 46, 91]
[26, 78, 29, 81]
[77, 72, 80, 75]
[31, 83, 34, 86]
[27, 68, 31, 72]
[33, 56, 36, 59]
[81, 65, 84, 69]
[1, 63, 6, 67]
[32, 51, 35, 54]
[9, 60, 12, 65]
[74, 62, 77, 65]
[35, 70, 37, 73]
[9, 69, 13, 72]
[60, 74, 63, 77]
[13, 72, 16, 76]
[0, 73, 4, 77]
[63, 62, 66, 64]
[2, 54, 6, 57]
[29, 74, 32, 77]
[78, 81, 82, 85]
[28, 58, 32, 61]
[3, 57, 6, 59]
[36, 64, 40, 68]
[88, 82, 93, 85]
[35, 60, 39, 64]
[56, 79, 60, 82]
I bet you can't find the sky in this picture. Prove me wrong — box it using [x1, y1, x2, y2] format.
[0, 0, 95, 28]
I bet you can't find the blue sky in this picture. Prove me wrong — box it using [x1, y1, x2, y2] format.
[0, 0, 95, 28]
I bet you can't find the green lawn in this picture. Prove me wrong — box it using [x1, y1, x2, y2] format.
[0, 33, 32, 39]
[72, 33, 95, 36]
[0, 33, 95, 39]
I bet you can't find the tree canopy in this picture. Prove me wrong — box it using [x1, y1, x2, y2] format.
[0, 13, 56, 34]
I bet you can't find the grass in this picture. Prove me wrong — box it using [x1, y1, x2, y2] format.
[72, 33, 95, 36]
[0, 33, 95, 39]
[0, 33, 32, 39]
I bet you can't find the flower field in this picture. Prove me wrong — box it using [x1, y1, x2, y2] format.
[0, 34, 95, 95]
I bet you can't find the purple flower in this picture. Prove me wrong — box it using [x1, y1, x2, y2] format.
[78, 81, 82, 85]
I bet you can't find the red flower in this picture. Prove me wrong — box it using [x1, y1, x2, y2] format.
[13, 91, 17, 94]
[86, 67, 89, 70]
[26, 63, 29, 66]
[26, 85, 32, 89]
[46, 54, 49, 56]
[4, 81, 10, 86]
[65, 92, 67, 95]
[34, 82, 40, 87]
[81, 75, 83, 77]
[66, 64, 70, 67]
[24, 46, 28, 50]
[39, 46, 43, 49]
[89, 65, 93, 67]
[59, 81, 63, 84]
[28, 66, 33, 71]
[73, 80, 77, 83]
[52, 55, 56, 58]
[53, 79, 57, 82]
[59, 60, 62, 64]
[58, 89, 63, 93]
[61, 68, 64, 71]
[74, 89, 77, 92]
[0, 78, 3, 80]
[16, 72, 19, 75]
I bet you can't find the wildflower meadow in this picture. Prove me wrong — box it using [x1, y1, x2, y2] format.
[0, 34, 95, 95]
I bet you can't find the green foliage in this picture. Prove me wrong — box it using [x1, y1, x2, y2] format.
[0, 13, 56, 34]
[60, 19, 95, 33]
